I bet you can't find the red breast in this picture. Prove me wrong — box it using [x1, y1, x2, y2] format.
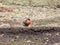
[26, 20, 31, 25]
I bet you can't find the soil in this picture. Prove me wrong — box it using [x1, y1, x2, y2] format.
[0, 27, 60, 45]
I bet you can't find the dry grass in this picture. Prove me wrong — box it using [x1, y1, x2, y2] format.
[0, 0, 60, 8]
[0, 6, 60, 27]
[36, 17, 60, 25]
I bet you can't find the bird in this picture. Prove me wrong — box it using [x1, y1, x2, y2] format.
[23, 18, 31, 26]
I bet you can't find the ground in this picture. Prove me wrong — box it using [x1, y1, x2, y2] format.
[0, 0, 60, 45]
[0, 29, 60, 45]
[0, 5, 60, 27]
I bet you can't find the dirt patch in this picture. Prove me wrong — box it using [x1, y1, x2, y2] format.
[0, 27, 60, 45]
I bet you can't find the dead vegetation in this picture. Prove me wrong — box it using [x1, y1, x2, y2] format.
[0, 7, 13, 12]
